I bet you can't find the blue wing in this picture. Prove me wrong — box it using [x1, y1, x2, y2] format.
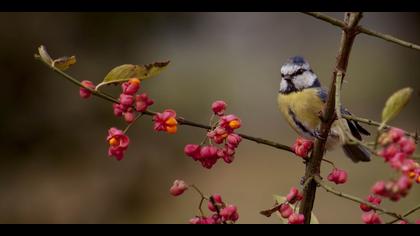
[317, 87, 370, 139]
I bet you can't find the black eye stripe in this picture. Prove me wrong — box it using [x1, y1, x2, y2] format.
[282, 68, 307, 78]
[290, 68, 306, 77]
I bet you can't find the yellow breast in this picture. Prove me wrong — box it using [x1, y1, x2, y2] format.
[277, 88, 325, 136]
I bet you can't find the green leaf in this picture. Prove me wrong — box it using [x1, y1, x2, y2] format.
[37, 45, 53, 64]
[52, 56, 77, 71]
[273, 194, 319, 224]
[380, 87, 413, 129]
[96, 61, 170, 90]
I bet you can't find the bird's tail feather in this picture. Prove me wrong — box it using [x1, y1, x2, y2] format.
[342, 144, 371, 163]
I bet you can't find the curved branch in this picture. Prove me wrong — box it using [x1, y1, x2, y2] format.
[342, 114, 418, 141]
[303, 12, 420, 51]
[386, 203, 420, 224]
[314, 175, 413, 224]
[35, 56, 294, 154]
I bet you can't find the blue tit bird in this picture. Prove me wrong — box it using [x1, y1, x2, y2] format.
[277, 56, 371, 162]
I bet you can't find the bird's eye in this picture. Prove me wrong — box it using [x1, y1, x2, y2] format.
[281, 73, 285, 77]
[297, 69, 305, 74]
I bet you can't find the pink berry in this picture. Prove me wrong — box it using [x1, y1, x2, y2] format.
[200, 146, 218, 159]
[372, 181, 386, 196]
[184, 144, 201, 160]
[169, 179, 188, 196]
[327, 168, 348, 184]
[123, 108, 135, 123]
[119, 94, 134, 106]
[292, 137, 313, 158]
[220, 204, 239, 222]
[107, 127, 130, 161]
[219, 114, 241, 131]
[122, 79, 140, 95]
[389, 128, 404, 142]
[79, 80, 95, 99]
[113, 103, 125, 117]
[286, 187, 303, 204]
[288, 213, 304, 224]
[212, 194, 223, 204]
[400, 137, 416, 155]
[279, 204, 293, 218]
[211, 100, 227, 116]
[361, 212, 382, 224]
[226, 133, 242, 148]
[135, 93, 154, 112]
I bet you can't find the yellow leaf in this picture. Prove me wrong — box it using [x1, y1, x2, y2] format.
[52, 56, 77, 71]
[381, 87, 413, 129]
[35, 45, 77, 71]
[96, 61, 170, 90]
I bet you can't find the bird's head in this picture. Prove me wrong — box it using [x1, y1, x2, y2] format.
[279, 56, 320, 94]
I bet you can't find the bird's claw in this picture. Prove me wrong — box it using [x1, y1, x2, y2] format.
[313, 130, 326, 141]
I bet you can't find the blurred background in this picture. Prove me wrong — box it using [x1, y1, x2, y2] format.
[0, 12, 419, 224]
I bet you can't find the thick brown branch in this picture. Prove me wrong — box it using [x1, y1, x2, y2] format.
[299, 12, 363, 224]
[303, 12, 420, 51]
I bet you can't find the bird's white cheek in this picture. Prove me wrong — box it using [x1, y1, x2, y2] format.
[280, 79, 288, 92]
[294, 73, 316, 90]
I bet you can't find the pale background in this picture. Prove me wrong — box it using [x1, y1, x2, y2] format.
[0, 12, 419, 223]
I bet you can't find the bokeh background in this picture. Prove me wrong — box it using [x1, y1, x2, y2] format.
[0, 12, 419, 224]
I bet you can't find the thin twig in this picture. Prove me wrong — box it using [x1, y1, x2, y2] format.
[359, 27, 420, 51]
[342, 114, 418, 141]
[36, 57, 294, 154]
[123, 113, 144, 134]
[303, 12, 420, 51]
[190, 184, 208, 217]
[321, 158, 336, 169]
[386, 203, 420, 224]
[313, 175, 413, 224]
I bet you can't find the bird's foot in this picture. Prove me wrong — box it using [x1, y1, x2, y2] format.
[313, 130, 327, 141]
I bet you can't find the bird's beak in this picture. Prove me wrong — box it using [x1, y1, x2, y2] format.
[283, 75, 292, 81]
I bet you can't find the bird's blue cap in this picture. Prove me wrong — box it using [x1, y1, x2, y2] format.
[288, 56, 307, 65]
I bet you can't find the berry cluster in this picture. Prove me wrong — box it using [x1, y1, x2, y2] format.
[377, 128, 418, 183]
[78, 78, 156, 161]
[184, 100, 242, 169]
[112, 78, 154, 123]
[190, 194, 239, 224]
[359, 128, 418, 224]
[169, 180, 239, 224]
[359, 195, 383, 224]
[278, 187, 305, 224]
